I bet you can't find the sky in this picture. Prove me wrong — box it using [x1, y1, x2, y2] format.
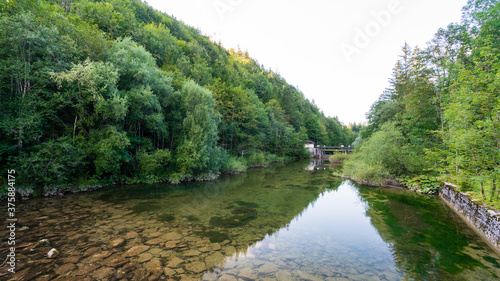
[145, 0, 468, 125]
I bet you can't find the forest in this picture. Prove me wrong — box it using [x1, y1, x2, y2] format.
[343, 0, 500, 207]
[0, 0, 357, 196]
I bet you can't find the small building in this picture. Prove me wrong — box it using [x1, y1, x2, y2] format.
[305, 140, 316, 156]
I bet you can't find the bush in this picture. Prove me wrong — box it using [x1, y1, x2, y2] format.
[17, 137, 85, 188]
[404, 175, 441, 195]
[342, 160, 390, 186]
[221, 155, 247, 173]
[329, 153, 349, 164]
[245, 150, 283, 167]
[342, 122, 416, 185]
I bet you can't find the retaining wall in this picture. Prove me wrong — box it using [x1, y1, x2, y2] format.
[440, 182, 500, 253]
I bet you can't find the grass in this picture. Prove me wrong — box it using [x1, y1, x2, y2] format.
[454, 178, 500, 210]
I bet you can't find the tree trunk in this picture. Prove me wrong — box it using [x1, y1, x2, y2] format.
[491, 179, 497, 202]
[480, 181, 486, 200]
[73, 114, 78, 140]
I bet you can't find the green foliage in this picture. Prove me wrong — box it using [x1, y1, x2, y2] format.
[136, 149, 170, 175]
[221, 155, 247, 173]
[0, 0, 357, 193]
[175, 81, 222, 175]
[329, 153, 350, 164]
[343, 161, 390, 186]
[404, 175, 442, 195]
[89, 126, 131, 177]
[343, 122, 417, 185]
[17, 137, 84, 187]
[348, 1, 500, 208]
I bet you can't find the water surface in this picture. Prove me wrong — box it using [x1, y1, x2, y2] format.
[1, 161, 499, 280]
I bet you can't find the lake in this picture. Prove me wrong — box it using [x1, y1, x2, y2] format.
[2, 161, 500, 280]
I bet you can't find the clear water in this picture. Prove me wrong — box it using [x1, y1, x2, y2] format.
[2, 161, 500, 280]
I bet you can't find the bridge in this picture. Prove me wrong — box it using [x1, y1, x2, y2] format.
[310, 145, 354, 158]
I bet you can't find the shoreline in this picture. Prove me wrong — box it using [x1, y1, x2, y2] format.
[334, 172, 500, 255]
[3, 159, 297, 201]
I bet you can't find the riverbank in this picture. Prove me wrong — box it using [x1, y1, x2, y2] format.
[333, 174, 404, 189]
[1, 156, 298, 200]
[440, 182, 500, 254]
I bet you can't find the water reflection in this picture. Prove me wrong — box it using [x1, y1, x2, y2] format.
[305, 158, 327, 171]
[213, 182, 400, 280]
[2, 162, 499, 280]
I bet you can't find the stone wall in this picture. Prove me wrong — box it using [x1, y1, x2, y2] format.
[440, 183, 500, 253]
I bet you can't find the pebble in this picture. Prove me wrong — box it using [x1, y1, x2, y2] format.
[124, 245, 150, 257]
[161, 231, 183, 241]
[167, 256, 184, 267]
[124, 231, 139, 239]
[137, 252, 153, 263]
[219, 274, 238, 281]
[111, 238, 125, 247]
[185, 261, 207, 273]
[183, 249, 202, 257]
[145, 258, 163, 274]
[92, 267, 116, 280]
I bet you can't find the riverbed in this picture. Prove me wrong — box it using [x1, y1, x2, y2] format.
[1, 161, 499, 280]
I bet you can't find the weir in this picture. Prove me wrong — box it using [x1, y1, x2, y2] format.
[309, 145, 355, 158]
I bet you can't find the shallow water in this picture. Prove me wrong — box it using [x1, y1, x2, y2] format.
[1, 161, 500, 280]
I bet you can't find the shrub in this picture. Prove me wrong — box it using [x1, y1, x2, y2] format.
[343, 160, 390, 186]
[246, 150, 268, 166]
[342, 122, 416, 185]
[404, 175, 441, 195]
[17, 137, 85, 188]
[329, 153, 350, 164]
[221, 155, 247, 173]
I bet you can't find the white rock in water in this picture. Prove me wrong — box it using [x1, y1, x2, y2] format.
[47, 248, 59, 258]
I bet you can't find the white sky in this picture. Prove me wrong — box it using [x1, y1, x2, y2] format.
[145, 0, 468, 125]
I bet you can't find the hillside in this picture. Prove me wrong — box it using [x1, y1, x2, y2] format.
[0, 0, 356, 194]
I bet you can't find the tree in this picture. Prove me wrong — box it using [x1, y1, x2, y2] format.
[175, 81, 223, 175]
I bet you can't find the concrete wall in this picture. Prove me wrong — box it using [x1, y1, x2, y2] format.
[440, 183, 500, 253]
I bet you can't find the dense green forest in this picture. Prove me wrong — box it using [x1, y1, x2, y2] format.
[0, 0, 356, 195]
[344, 0, 500, 206]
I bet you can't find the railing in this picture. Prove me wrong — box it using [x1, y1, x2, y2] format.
[310, 145, 354, 158]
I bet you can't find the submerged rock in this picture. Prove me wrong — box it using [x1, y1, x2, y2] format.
[164, 267, 176, 277]
[124, 231, 139, 239]
[258, 262, 279, 274]
[137, 252, 153, 263]
[161, 231, 183, 241]
[167, 256, 184, 267]
[185, 261, 207, 273]
[219, 274, 237, 281]
[124, 245, 150, 257]
[205, 251, 225, 268]
[164, 241, 178, 249]
[144, 258, 163, 274]
[182, 249, 201, 257]
[238, 269, 257, 280]
[83, 246, 102, 257]
[110, 238, 125, 247]
[54, 263, 76, 276]
[92, 267, 116, 280]
[145, 238, 164, 245]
